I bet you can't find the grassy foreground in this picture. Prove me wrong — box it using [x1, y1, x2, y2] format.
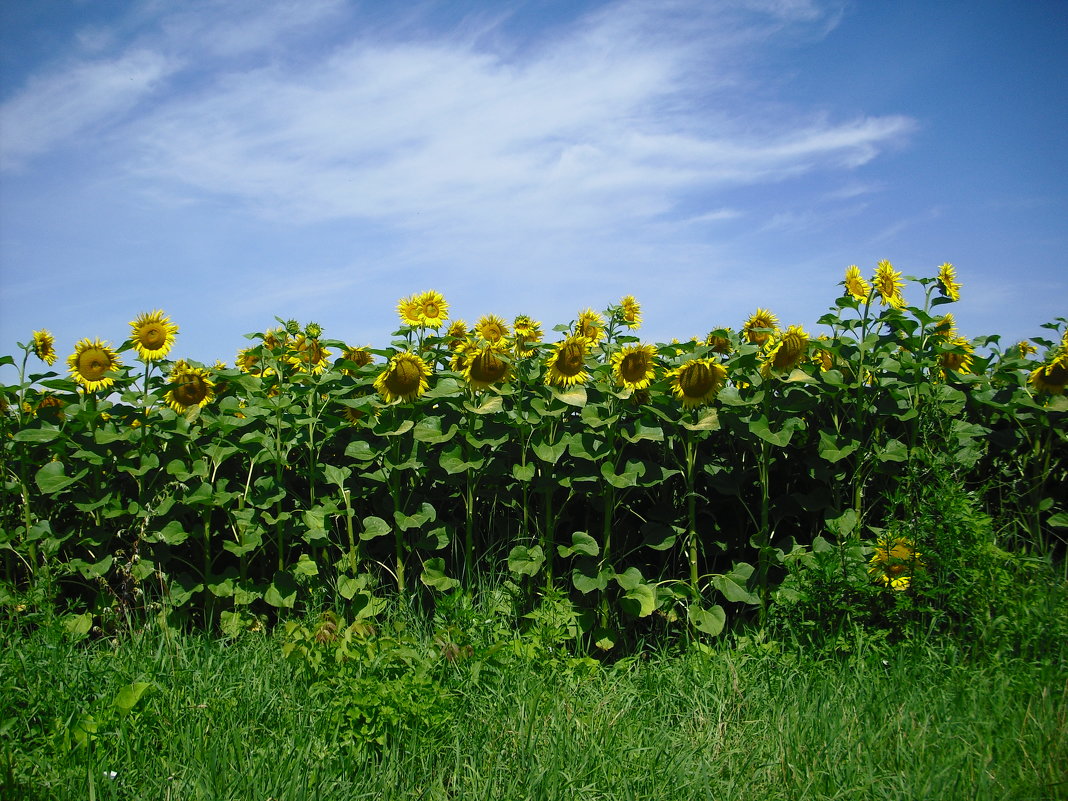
[3, 592, 1067, 801]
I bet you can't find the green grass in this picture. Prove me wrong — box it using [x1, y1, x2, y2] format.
[3, 600, 1066, 801]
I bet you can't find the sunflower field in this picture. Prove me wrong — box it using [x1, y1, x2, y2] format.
[2, 263, 1066, 643]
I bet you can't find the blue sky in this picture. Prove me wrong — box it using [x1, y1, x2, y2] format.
[2, 0, 1066, 370]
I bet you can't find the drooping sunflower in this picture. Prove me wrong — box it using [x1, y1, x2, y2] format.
[261, 327, 291, 351]
[474, 314, 510, 345]
[450, 338, 476, 373]
[288, 335, 331, 374]
[342, 346, 374, 372]
[742, 308, 779, 345]
[868, 537, 924, 591]
[236, 346, 274, 378]
[575, 309, 605, 344]
[129, 310, 179, 361]
[811, 335, 834, 372]
[873, 260, 905, 308]
[415, 290, 449, 329]
[705, 329, 733, 355]
[668, 358, 728, 408]
[1029, 354, 1068, 395]
[374, 351, 431, 403]
[446, 320, 468, 349]
[165, 361, 215, 413]
[544, 335, 591, 388]
[31, 329, 57, 365]
[396, 294, 423, 328]
[762, 324, 809, 375]
[68, 338, 122, 392]
[936, 262, 961, 302]
[35, 393, 65, 420]
[464, 345, 512, 391]
[843, 265, 871, 302]
[1015, 340, 1038, 358]
[513, 314, 543, 357]
[611, 344, 657, 390]
[619, 295, 642, 329]
[939, 335, 974, 374]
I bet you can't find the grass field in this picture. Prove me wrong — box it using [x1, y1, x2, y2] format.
[4, 581, 1066, 801]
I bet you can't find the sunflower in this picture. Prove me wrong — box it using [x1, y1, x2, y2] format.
[288, 335, 331, 374]
[236, 346, 273, 378]
[873, 260, 905, 308]
[165, 361, 215, 413]
[936, 262, 961, 302]
[611, 344, 657, 390]
[868, 537, 924, 591]
[705, 329, 733, 355]
[742, 308, 779, 345]
[619, 295, 642, 329]
[762, 324, 809, 375]
[544, 335, 591, 388]
[1015, 341, 1038, 358]
[668, 358, 728, 408]
[843, 265, 871, 302]
[68, 338, 122, 392]
[342, 346, 374, 373]
[474, 314, 510, 345]
[35, 393, 65, 420]
[932, 313, 956, 341]
[940, 335, 974, 374]
[415, 290, 449, 329]
[446, 320, 468, 349]
[374, 351, 431, 403]
[811, 335, 834, 372]
[450, 338, 476, 373]
[512, 314, 544, 357]
[396, 294, 423, 328]
[575, 309, 605, 343]
[261, 327, 291, 351]
[465, 345, 512, 391]
[128, 310, 179, 361]
[31, 329, 57, 365]
[1029, 354, 1068, 395]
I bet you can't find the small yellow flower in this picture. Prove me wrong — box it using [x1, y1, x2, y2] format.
[940, 335, 974, 375]
[761, 324, 809, 376]
[31, 330, 57, 365]
[342, 346, 374, 373]
[868, 537, 924, 590]
[705, 329, 733, 355]
[287, 335, 331, 374]
[396, 294, 423, 328]
[619, 295, 642, 329]
[513, 315, 543, 356]
[1014, 341, 1037, 358]
[932, 313, 956, 341]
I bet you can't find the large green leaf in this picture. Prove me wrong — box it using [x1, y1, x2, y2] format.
[420, 557, 460, 591]
[688, 604, 726, 636]
[712, 562, 759, 604]
[360, 515, 392, 541]
[34, 461, 80, 494]
[264, 571, 299, 608]
[13, 427, 60, 442]
[113, 682, 152, 716]
[507, 545, 545, 576]
[557, 531, 600, 558]
[817, 430, 859, 463]
[620, 583, 657, 618]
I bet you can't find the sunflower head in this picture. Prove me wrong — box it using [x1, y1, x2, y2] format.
[743, 308, 779, 345]
[619, 295, 642, 330]
[939, 335, 974, 375]
[31, 330, 57, 365]
[575, 309, 606, 343]
[873, 260, 905, 308]
[512, 315, 543, 356]
[611, 344, 657, 390]
[396, 295, 423, 328]
[262, 327, 291, 351]
[288, 335, 331, 374]
[68, 338, 122, 393]
[669, 358, 727, 408]
[414, 290, 449, 329]
[446, 319, 468, 348]
[165, 362, 215, 413]
[544, 335, 591, 388]
[342, 346, 374, 373]
[465, 345, 512, 391]
[374, 351, 431, 403]
[1029, 354, 1068, 395]
[812, 335, 834, 372]
[34, 393, 65, 421]
[450, 338, 476, 373]
[474, 314, 510, 345]
[1015, 340, 1038, 359]
[705, 329, 733, 355]
[129, 310, 179, 361]
[932, 313, 956, 341]
[843, 265, 871, 302]
[868, 537, 924, 590]
[236, 347, 274, 378]
[936, 262, 961, 302]
[762, 324, 810, 375]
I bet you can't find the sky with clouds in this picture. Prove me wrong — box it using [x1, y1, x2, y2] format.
[1, 0, 1066, 368]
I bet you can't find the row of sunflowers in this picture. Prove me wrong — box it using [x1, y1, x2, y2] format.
[2, 261, 1065, 637]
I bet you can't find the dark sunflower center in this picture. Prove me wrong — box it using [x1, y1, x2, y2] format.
[79, 350, 109, 380]
[387, 359, 422, 394]
[140, 324, 166, 348]
[174, 374, 208, 405]
[1046, 361, 1068, 384]
[619, 353, 648, 383]
[558, 343, 585, 376]
[679, 363, 714, 397]
[471, 351, 506, 384]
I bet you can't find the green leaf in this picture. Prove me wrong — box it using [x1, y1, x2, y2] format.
[531, 439, 568, 464]
[1048, 513, 1068, 528]
[817, 430, 859, 463]
[550, 385, 587, 407]
[688, 604, 726, 636]
[682, 410, 720, 431]
[507, 545, 545, 576]
[153, 520, 188, 545]
[394, 502, 436, 531]
[512, 463, 536, 482]
[877, 438, 908, 463]
[786, 368, 817, 384]
[620, 583, 657, 618]
[413, 526, 450, 551]
[13, 427, 60, 442]
[360, 515, 392, 541]
[748, 415, 796, 447]
[344, 440, 377, 461]
[264, 571, 299, 608]
[466, 395, 503, 415]
[322, 463, 351, 487]
[825, 509, 858, 538]
[61, 612, 93, 640]
[557, 531, 600, 558]
[572, 560, 611, 594]
[292, 554, 319, 577]
[640, 522, 678, 551]
[712, 563, 759, 605]
[600, 459, 645, 488]
[35, 461, 79, 494]
[113, 682, 152, 716]
[615, 566, 645, 591]
[420, 557, 460, 591]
